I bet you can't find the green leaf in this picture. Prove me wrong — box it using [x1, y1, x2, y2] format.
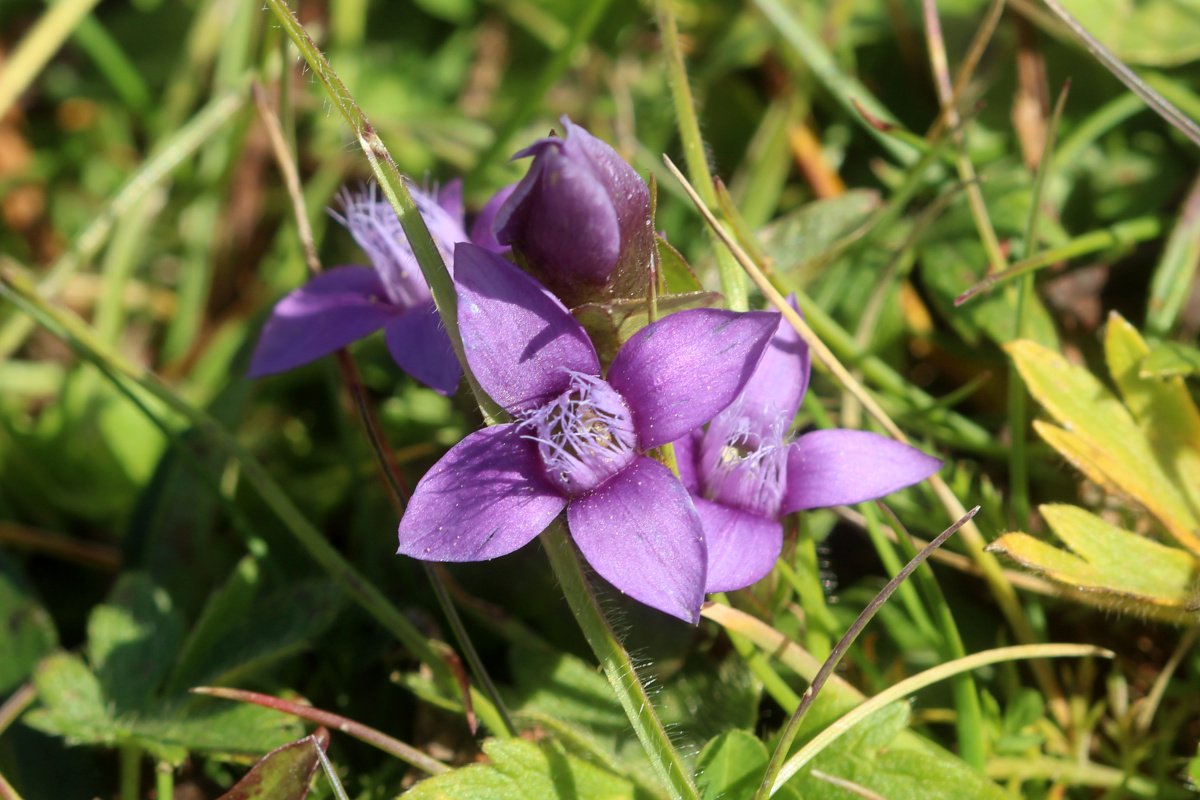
[87, 573, 184, 713]
[786, 703, 1005, 800]
[24, 652, 113, 746]
[695, 730, 767, 800]
[1008, 339, 1200, 552]
[657, 236, 704, 294]
[401, 738, 634, 799]
[1141, 340, 1200, 379]
[761, 190, 880, 279]
[1048, 0, 1200, 67]
[218, 730, 329, 800]
[0, 553, 58, 694]
[573, 292, 721, 365]
[989, 504, 1197, 609]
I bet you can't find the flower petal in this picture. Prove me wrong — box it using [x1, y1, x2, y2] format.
[469, 183, 516, 253]
[454, 242, 600, 413]
[738, 295, 810, 427]
[437, 178, 465, 226]
[383, 302, 461, 396]
[693, 498, 783, 593]
[398, 424, 566, 561]
[567, 457, 705, 623]
[607, 309, 778, 449]
[782, 429, 942, 512]
[248, 266, 396, 377]
[670, 431, 701, 494]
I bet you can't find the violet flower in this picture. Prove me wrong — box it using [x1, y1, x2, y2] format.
[674, 306, 942, 593]
[396, 243, 778, 622]
[248, 182, 507, 395]
[496, 116, 654, 303]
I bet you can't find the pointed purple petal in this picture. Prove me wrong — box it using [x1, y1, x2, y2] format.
[607, 309, 778, 449]
[671, 431, 701, 494]
[567, 457, 706, 623]
[398, 424, 566, 561]
[469, 183, 517, 253]
[437, 178, 465, 226]
[383, 302, 461, 396]
[782, 430, 942, 513]
[248, 266, 396, 377]
[693, 498, 783, 593]
[455, 242, 600, 413]
[738, 295, 810, 426]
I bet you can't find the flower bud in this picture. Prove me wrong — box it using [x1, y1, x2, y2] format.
[496, 117, 653, 303]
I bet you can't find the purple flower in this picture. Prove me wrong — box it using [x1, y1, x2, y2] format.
[396, 243, 778, 622]
[496, 117, 654, 303]
[248, 182, 490, 395]
[674, 304, 942, 593]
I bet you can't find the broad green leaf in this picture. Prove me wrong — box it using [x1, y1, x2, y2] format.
[1104, 313, 1200, 524]
[167, 556, 261, 693]
[1008, 339, 1200, 552]
[761, 190, 880, 279]
[218, 730, 329, 800]
[573, 291, 721, 364]
[657, 236, 704, 294]
[786, 703, 1006, 800]
[401, 738, 634, 800]
[1141, 341, 1200, 378]
[87, 573, 184, 713]
[696, 730, 767, 800]
[1050, 0, 1200, 67]
[0, 554, 58, 694]
[25, 653, 112, 745]
[990, 505, 1197, 608]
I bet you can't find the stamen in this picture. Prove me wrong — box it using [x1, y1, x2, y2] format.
[520, 372, 637, 497]
[700, 399, 789, 518]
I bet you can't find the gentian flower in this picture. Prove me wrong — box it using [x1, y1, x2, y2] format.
[248, 182, 506, 395]
[674, 306, 942, 593]
[496, 116, 654, 303]
[396, 243, 778, 622]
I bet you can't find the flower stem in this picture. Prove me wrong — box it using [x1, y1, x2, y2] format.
[540, 522, 700, 800]
[118, 745, 141, 800]
[654, 0, 748, 311]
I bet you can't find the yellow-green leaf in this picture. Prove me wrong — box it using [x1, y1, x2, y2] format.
[1008, 339, 1200, 552]
[990, 505, 1198, 609]
[1141, 340, 1200, 379]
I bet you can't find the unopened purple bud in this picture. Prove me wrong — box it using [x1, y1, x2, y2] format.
[521, 371, 638, 497]
[497, 117, 653, 300]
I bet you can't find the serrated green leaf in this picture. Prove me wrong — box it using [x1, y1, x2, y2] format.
[0, 554, 58, 694]
[1008, 339, 1200, 552]
[1141, 340, 1200, 379]
[25, 652, 113, 745]
[401, 738, 634, 800]
[87, 573, 184, 713]
[218, 730, 329, 800]
[989, 505, 1197, 608]
[696, 730, 767, 800]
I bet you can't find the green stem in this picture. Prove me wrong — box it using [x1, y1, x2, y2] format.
[541, 523, 700, 800]
[777, 535, 833, 660]
[655, 0, 748, 310]
[118, 745, 141, 800]
[155, 763, 174, 800]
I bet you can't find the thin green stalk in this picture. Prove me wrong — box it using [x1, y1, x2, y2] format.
[920, 0, 1007, 274]
[154, 763, 174, 800]
[655, 0, 748, 310]
[778, 529, 833, 660]
[956, 215, 1164, 304]
[875, 504, 984, 770]
[541, 524, 700, 800]
[755, 510, 979, 799]
[118, 745, 141, 800]
[711, 595, 804, 711]
[858, 504, 940, 646]
[316, 746, 351, 800]
[68, 12, 152, 114]
[0, 0, 102, 118]
[1145, 174, 1200, 337]
[772, 643, 1111, 794]
[1009, 81, 1070, 528]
